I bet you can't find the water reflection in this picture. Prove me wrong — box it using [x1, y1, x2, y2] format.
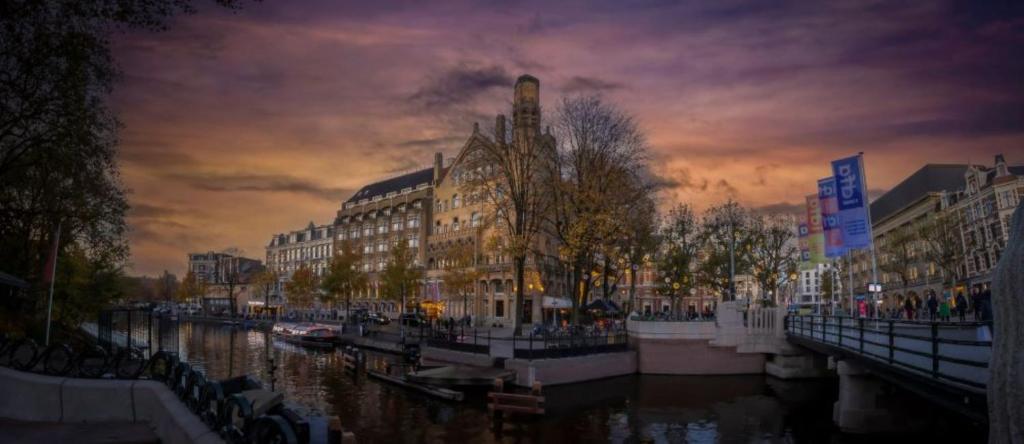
[176, 323, 983, 444]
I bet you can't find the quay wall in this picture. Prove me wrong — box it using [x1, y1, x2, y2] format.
[0, 366, 222, 444]
[627, 320, 766, 375]
[504, 351, 637, 387]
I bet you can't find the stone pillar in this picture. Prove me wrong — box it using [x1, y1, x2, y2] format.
[832, 360, 900, 433]
[765, 351, 828, 379]
[989, 201, 1024, 444]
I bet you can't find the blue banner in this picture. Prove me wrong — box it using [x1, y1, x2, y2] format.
[831, 155, 872, 249]
[817, 177, 846, 257]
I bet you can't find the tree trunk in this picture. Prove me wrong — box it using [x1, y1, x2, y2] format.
[989, 202, 1024, 444]
[601, 258, 610, 300]
[513, 256, 526, 336]
[570, 264, 582, 325]
[628, 266, 637, 315]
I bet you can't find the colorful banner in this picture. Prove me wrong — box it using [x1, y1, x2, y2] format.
[805, 194, 826, 265]
[831, 154, 873, 249]
[818, 177, 846, 257]
[798, 222, 812, 270]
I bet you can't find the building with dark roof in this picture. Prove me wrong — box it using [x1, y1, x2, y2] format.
[332, 165, 438, 313]
[869, 164, 968, 225]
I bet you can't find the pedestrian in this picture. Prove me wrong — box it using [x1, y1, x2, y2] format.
[926, 291, 938, 321]
[971, 287, 982, 321]
[904, 297, 914, 320]
[980, 285, 993, 322]
[955, 292, 968, 322]
[939, 297, 950, 322]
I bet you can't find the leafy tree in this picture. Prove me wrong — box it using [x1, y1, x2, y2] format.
[51, 243, 125, 329]
[177, 270, 206, 304]
[657, 204, 701, 315]
[321, 240, 367, 317]
[442, 242, 484, 320]
[0, 0, 247, 322]
[697, 201, 754, 301]
[285, 265, 317, 309]
[252, 269, 279, 312]
[380, 239, 422, 313]
[749, 215, 798, 304]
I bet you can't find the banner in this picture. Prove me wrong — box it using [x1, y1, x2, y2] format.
[818, 177, 846, 257]
[798, 223, 811, 269]
[805, 194, 826, 265]
[831, 154, 873, 249]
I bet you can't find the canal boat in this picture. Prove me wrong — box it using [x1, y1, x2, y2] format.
[277, 323, 341, 349]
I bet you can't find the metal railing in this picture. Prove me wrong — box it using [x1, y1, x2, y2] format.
[512, 330, 629, 360]
[786, 315, 991, 391]
[425, 328, 491, 354]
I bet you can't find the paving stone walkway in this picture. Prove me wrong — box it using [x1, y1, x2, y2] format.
[0, 419, 159, 444]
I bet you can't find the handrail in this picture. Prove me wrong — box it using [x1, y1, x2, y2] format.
[784, 314, 991, 393]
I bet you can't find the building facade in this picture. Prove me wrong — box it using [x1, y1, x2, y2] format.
[952, 154, 1024, 289]
[332, 167, 434, 314]
[186, 251, 264, 313]
[423, 75, 564, 326]
[265, 222, 335, 308]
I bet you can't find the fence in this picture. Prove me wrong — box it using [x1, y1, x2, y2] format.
[425, 327, 491, 354]
[512, 330, 629, 360]
[786, 315, 991, 391]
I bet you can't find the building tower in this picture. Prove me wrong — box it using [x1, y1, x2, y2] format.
[512, 74, 540, 144]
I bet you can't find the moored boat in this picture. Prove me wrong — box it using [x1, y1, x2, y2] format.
[276, 323, 340, 349]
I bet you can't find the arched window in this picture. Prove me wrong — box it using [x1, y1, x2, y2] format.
[471, 212, 481, 227]
[452, 194, 460, 209]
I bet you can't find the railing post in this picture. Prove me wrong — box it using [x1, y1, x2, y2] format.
[837, 315, 843, 348]
[931, 322, 939, 379]
[888, 320, 894, 364]
[858, 318, 864, 354]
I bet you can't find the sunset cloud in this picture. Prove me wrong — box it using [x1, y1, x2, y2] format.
[112, 0, 1024, 276]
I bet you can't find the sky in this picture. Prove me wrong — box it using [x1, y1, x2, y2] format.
[111, 0, 1024, 277]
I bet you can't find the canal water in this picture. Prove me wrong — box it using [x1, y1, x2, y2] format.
[177, 322, 986, 444]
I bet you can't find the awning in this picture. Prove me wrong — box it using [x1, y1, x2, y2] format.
[584, 298, 621, 313]
[0, 271, 29, 289]
[542, 296, 573, 309]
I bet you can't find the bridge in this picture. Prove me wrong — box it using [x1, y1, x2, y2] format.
[782, 314, 991, 433]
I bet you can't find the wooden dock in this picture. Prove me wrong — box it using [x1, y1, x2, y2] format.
[366, 369, 465, 401]
[488, 379, 545, 417]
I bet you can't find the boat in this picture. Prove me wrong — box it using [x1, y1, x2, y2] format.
[276, 323, 341, 349]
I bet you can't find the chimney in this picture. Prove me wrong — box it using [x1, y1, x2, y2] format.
[433, 152, 443, 182]
[495, 114, 506, 145]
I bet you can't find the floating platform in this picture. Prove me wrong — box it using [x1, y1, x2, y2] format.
[405, 365, 516, 388]
[366, 369, 465, 401]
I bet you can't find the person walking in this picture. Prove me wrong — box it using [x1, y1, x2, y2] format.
[955, 292, 968, 322]
[980, 285, 993, 322]
[939, 297, 951, 322]
[926, 291, 938, 321]
[971, 286, 982, 321]
[903, 297, 914, 320]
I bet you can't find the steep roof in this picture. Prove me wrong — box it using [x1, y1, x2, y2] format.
[344, 167, 433, 204]
[870, 164, 967, 224]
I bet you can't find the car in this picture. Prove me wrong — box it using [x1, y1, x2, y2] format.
[367, 312, 390, 325]
[398, 313, 425, 327]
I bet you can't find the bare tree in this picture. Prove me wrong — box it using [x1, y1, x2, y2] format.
[878, 224, 917, 300]
[917, 210, 964, 288]
[749, 214, 799, 305]
[462, 111, 551, 335]
[543, 95, 653, 324]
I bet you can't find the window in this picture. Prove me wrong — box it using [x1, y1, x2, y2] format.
[377, 240, 387, 252]
[378, 223, 387, 234]
[495, 300, 505, 318]
[392, 219, 402, 232]
[363, 244, 373, 254]
[471, 212, 481, 227]
[407, 215, 419, 229]
[363, 225, 372, 237]
[452, 194, 460, 209]
[350, 228, 359, 239]
[408, 234, 419, 248]
[452, 217, 460, 231]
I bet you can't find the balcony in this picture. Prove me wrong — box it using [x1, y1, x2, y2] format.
[428, 229, 477, 244]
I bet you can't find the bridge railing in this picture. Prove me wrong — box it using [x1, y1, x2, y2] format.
[786, 315, 992, 392]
